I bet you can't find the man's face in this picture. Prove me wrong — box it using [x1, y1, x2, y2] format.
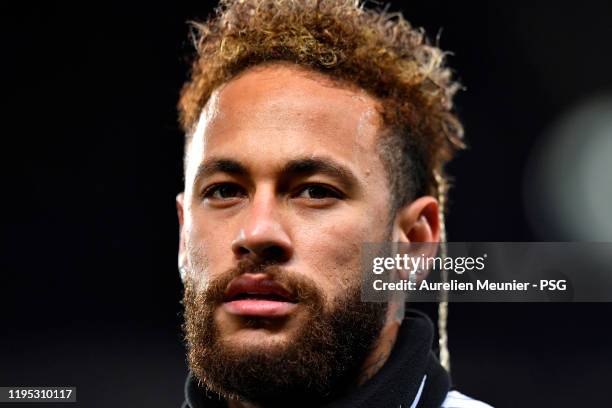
[178, 64, 394, 402]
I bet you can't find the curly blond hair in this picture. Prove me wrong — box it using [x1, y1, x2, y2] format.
[179, 0, 464, 210]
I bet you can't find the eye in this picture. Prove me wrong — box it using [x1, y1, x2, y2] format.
[203, 183, 247, 200]
[295, 184, 343, 200]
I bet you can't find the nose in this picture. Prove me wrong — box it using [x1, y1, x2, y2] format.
[231, 189, 293, 263]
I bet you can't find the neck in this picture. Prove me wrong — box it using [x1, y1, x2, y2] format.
[357, 301, 402, 385]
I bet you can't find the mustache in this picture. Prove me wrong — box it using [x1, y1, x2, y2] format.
[199, 260, 323, 306]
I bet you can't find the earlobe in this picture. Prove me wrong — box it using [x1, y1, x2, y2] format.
[394, 196, 441, 243]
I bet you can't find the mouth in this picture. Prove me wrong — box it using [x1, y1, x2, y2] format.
[222, 275, 298, 317]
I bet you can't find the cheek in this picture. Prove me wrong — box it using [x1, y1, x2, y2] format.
[297, 212, 375, 297]
[185, 211, 235, 285]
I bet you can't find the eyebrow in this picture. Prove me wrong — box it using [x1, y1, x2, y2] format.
[192, 156, 359, 191]
[280, 157, 359, 191]
[193, 158, 248, 188]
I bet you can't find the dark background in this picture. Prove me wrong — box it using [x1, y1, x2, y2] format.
[2, 1, 611, 407]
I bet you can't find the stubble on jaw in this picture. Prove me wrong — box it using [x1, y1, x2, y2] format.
[182, 260, 387, 406]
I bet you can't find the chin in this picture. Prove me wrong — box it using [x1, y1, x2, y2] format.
[217, 313, 307, 349]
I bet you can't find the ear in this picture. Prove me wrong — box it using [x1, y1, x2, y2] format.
[393, 196, 441, 244]
[176, 192, 188, 277]
[384, 198, 441, 331]
[390, 196, 441, 283]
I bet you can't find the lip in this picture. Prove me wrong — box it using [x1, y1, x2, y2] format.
[222, 274, 298, 317]
[222, 299, 298, 317]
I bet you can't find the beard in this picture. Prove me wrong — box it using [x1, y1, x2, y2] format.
[182, 260, 387, 406]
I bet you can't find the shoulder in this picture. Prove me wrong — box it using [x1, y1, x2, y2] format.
[441, 390, 494, 408]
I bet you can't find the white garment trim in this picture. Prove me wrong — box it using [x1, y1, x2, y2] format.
[442, 390, 494, 408]
[409, 375, 427, 408]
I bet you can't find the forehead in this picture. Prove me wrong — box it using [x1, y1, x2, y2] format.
[185, 64, 386, 184]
